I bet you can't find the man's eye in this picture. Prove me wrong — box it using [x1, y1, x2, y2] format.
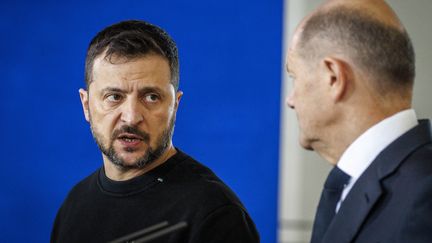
[106, 94, 123, 102]
[144, 94, 159, 103]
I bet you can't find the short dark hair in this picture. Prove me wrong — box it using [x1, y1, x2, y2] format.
[85, 20, 179, 90]
[298, 7, 415, 92]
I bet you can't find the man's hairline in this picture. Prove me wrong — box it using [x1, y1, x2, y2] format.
[86, 51, 178, 91]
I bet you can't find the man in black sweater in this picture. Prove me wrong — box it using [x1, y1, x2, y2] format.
[51, 20, 259, 243]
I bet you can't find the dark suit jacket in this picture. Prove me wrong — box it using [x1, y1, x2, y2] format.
[322, 119, 432, 243]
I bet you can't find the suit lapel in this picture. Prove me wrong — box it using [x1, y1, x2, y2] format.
[322, 166, 382, 243]
[322, 120, 432, 243]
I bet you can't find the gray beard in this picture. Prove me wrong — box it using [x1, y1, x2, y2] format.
[89, 116, 175, 171]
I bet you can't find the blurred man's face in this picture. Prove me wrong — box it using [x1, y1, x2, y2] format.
[80, 54, 182, 170]
[285, 47, 329, 151]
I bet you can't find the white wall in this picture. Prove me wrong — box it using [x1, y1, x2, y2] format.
[390, 0, 432, 119]
[278, 1, 432, 242]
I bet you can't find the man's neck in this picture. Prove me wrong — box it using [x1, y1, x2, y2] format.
[317, 105, 412, 164]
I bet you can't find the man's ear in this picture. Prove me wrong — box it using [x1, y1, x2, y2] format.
[322, 57, 352, 102]
[174, 90, 183, 111]
[79, 88, 90, 122]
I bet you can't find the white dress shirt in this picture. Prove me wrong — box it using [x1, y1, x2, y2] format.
[336, 109, 418, 212]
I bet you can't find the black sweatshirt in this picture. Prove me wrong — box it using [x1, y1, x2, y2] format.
[51, 149, 259, 243]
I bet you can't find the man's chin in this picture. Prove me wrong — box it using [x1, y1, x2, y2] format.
[299, 137, 314, 151]
[107, 149, 149, 168]
[119, 153, 148, 164]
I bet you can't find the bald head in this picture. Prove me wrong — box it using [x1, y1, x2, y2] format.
[292, 0, 415, 95]
[320, 0, 403, 29]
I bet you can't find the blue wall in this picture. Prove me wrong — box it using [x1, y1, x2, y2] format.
[0, 1, 282, 242]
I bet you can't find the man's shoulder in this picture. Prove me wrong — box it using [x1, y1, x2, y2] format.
[172, 150, 220, 181]
[373, 119, 432, 179]
[167, 150, 258, 242]
[168, 150, 245, 208]
[65, 169, 100, 199]
[400, 142, 432, 175]
[53, 168, 101, 223]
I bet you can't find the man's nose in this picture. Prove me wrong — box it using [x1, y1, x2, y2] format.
[120, 98, 144, 125]
[286, 93, 295, 109]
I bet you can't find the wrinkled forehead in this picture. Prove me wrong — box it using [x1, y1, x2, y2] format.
[286, 23, 307, 70]
[288, 32, 301, 55]
[285, 48, 303, 75]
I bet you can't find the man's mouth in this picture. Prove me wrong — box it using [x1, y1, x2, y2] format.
[117, 133, 144, 143]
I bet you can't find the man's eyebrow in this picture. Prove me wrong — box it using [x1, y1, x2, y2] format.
[138, 87, 164, 96]
[100, 86, 165, 96]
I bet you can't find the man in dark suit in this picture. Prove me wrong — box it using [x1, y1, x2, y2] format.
[285, 0, 432, 242]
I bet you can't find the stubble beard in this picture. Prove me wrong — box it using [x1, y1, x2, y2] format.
[89, 115, 175, 171]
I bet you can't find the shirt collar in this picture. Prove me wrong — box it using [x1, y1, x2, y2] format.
[337, 109, 418, 180]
